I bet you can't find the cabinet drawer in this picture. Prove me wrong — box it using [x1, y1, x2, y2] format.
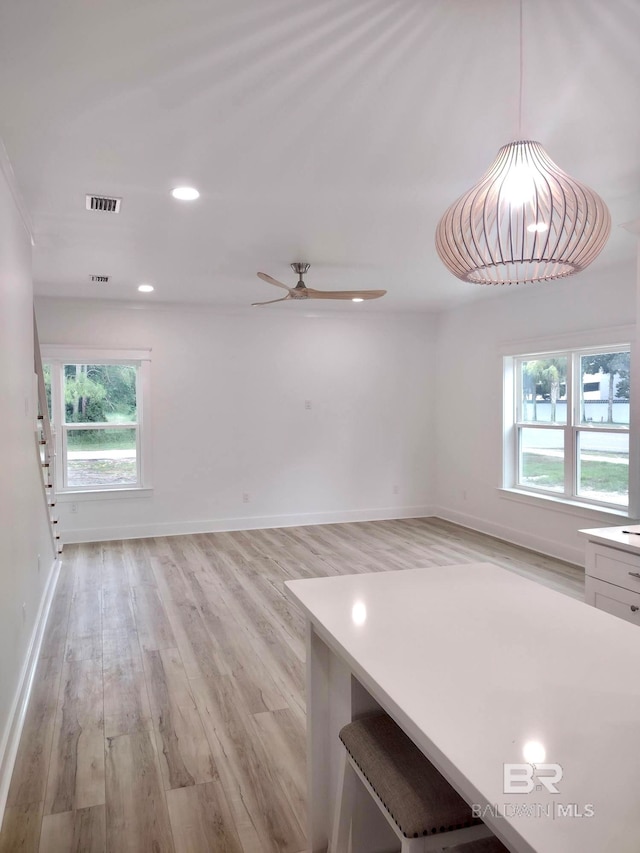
[585, 577, 640, 627]
[586, 544, 640, 591]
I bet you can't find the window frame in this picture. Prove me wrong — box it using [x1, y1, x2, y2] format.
[503, 341, 631, 514]
[41, 346, 152, 496]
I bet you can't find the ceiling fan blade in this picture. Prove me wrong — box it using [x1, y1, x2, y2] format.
[251, 295, 291, 306]
[257, 272, 291, 291]
[305, 289, 387, 300]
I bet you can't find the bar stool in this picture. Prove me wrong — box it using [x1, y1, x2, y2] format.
[332, 713, 495, 852]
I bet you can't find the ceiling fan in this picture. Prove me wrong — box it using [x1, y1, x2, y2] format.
[253, 263, 387, 306]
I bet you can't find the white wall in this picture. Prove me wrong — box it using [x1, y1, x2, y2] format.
[36, 255, 638, 566]
[0, 154, 56, 811]
[35, 300, 436, 541]
[433, 264, 638, 565]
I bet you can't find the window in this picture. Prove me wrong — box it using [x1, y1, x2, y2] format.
[42, 348, 151, 494]
[505, 345, 630, 510]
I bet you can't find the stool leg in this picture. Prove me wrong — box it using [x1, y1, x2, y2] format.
[401, 837, 428, 852]
[330, 750, 357, 853]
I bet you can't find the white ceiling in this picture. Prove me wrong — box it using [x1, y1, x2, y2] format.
[1, 0, 639, 311]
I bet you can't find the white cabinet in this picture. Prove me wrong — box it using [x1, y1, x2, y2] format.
[581, 527, 640, 627]
[587, 576, 640, 626]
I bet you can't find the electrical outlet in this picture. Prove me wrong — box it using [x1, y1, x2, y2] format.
[393, 485, 399, 495]
[242, 493, 250, 503]
[70, 503, 78, 513]
[462, 490, 468, 501]
[304, 399, 312, 410]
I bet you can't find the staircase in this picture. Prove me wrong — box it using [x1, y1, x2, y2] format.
[33, 313, 61, 556]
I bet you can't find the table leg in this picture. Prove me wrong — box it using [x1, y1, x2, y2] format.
[305, 622, 400, 853]
[307, 622, 331, 852]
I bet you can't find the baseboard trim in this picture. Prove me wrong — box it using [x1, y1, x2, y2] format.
[0, 557, 61, 825]
[63, 505, 436, 544]
[433, 506, 584, 567]
[64, 504, 584, 565]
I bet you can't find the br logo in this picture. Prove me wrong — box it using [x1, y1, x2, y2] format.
[503, 763, 563, 794]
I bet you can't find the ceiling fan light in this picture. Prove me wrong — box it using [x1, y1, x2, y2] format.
[352, 297, 364, 302]
[435, 140, 611, 285]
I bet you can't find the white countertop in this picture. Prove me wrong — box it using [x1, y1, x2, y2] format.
[286, 563, 640, 853]
[580, 524, 640, 556]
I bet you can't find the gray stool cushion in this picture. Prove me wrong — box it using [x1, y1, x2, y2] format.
[339, 713, 482, 839]
[446, 838, 508, 852]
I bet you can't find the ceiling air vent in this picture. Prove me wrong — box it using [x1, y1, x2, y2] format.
[89, 274, 110, 283]
[86, 194, 121, 213]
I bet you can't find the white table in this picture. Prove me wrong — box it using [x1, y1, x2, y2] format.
[285, 563, 640, 853]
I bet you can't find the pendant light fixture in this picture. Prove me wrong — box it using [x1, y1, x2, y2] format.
[435, 1, 611, 285]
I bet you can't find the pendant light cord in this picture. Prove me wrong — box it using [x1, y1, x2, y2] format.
[518, 0, 523, 139]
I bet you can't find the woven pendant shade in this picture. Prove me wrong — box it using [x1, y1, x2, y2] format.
[435, 140, 611, 285]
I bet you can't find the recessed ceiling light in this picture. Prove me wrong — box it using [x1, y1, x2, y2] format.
[171, 186, 200, 201]
[352, 297, 364, 303]
[527, 222, 548, 233]
[138, 284, 154, 293]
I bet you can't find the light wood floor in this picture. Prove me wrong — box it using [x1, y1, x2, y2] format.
[0, 518, 583, 853]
